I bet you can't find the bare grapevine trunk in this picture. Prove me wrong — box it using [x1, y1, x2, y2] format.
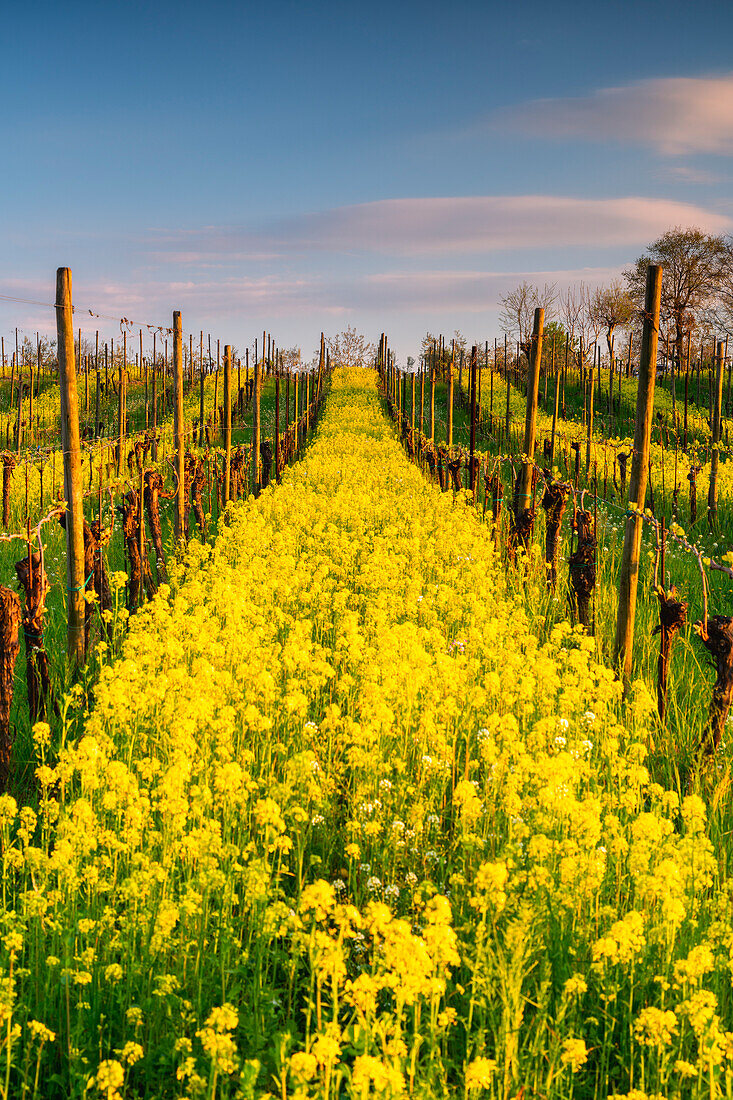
[89, 519, 112, 625]
[509, 467, 538, 558]
[447, 455, 463, 492]
[569, 509, 596, 628]
[260, 440, 273, 489]
[616, 452, 628, 498]
[541, 478, 570, 589]
[14, 551, 52, 721]
[696, 616, 733, 760]
[654, 588, 687, 722]
[688, 466, 700, 524]
[191, 459, 207, 537]
[183, 454, 195, 540]
[436, 447, 447, 491]
[2, 455, 16, 529]
[144, 470, 168, 584]
[0, 587, 21, 791]
[120, 491, 155, 611]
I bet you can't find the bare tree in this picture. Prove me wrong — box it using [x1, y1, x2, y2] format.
[590, 280, 634, 360]
[420, 331, 465, 378]
[452, 330, 467, 357]
[280, 346, 302, 372]
[625, 226, 728, 373]
[710, 239, 733, 337]
[499, 281, 556, 360]
[560, 282, 597, 373]
[326, 326, 376, 369]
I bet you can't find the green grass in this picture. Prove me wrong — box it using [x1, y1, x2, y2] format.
[387, 368, 733, 797]
[2, 369, 324, 802]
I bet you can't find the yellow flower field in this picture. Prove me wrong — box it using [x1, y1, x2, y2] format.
[3, 368, 731, 1099]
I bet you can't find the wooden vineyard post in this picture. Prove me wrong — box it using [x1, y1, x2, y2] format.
[29, 352, 34, 441]
[173, 311, 185, 544]
[515, 308, 544, 522]
[317, 333, 325, 410]
[550, 349, 561, 466]
[94, 365, 100, 438]
[275, 366, 281, 484]
[410, 371, 415, 437]
[447, 343, 454, 447]
[708, 339, 725, 528]
[144, 333, 149, 428]
[586, 345, 595, 476]
[306, 370, 311, 433]
[504, 336, 511, 443]
[138, 462, 146, 602]
[116, 339, 124, 475]
[252, 350, 261, 494]
[293, 370, 299, 456]
[223, 344, 232, 504]
[285, 369, 291, 453]
[214, 341, 220, 428]
[152, 333, 158, 458]
[469, 345, 477, 491]
[55, 267, 86, 665]
[430, 355, 436, 442]
[614, 264, 662, 684]
[199, 341, 205, 446]
[15, 373, 21, 455]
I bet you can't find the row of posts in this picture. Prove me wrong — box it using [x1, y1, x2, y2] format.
[384, 266, 684, 686]
[56, 268, 327, 668]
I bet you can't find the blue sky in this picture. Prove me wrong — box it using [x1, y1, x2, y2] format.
[3, 0, 733, 361]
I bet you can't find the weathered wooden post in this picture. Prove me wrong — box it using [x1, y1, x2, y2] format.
[515, 308, 544, 521]
[708, 339, 725, 528]
[14, 371, 22, 455]
[173, 311, 185, 543]
[447, 342, 455, 447]
[469, 345, 477, 490]
[94, 366, 101, 439]
[306, 369, 311, 433]
[116, 336, 125, 475]
[504, 336, 511, 443]
[138, 463, 146, 600]
[614, 264, 662, 683]
[293, 369, 299, 454]
[214, 340, 220, 426]
[56, 267, 86, 664]
[252, 349, 261, 494]
[550, 347, 561, 466]
[410, 370, 415, 436]
[430, 347, 436, 442]
[28, 351, 34, 439]
[223, 344, 232, 504]
[586, 344, 596, 476]
[275, 362, 281, 483]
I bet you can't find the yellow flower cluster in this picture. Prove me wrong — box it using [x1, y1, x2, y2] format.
[1, 368, 732, 1098]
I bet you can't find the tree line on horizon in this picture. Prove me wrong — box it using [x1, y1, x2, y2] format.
[418, 227, 733, 377]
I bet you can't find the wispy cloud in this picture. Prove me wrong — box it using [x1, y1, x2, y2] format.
[664, 164, 723, 185]
[489, 75, 733, 156]
[1, 267, 626, 336]
[151, 195, 731, 260]
[355, 267, 619, 312]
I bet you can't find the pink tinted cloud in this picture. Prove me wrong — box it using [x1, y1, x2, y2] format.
[491, 75, 733, 156]
[152, 195, 731, 259]
[355, 267, 619, 312]
[2, 266, 621, 334]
